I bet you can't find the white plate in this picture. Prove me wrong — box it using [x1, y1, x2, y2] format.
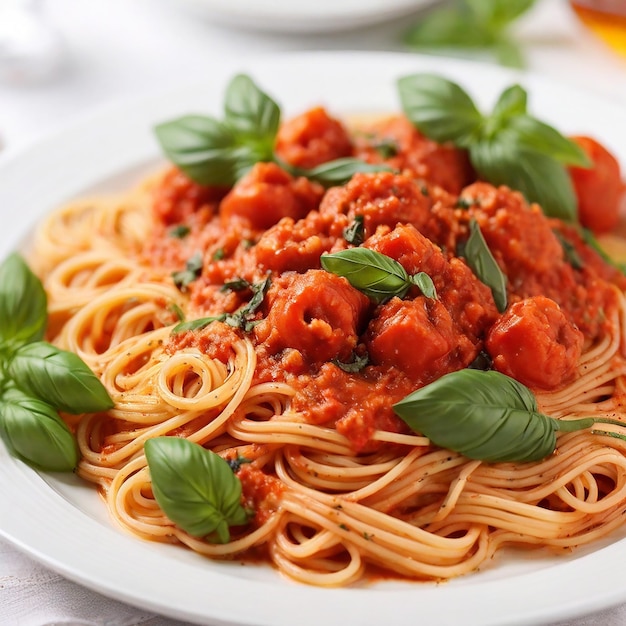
[167, 0, 436, 33]
[2, 51, 626, 626]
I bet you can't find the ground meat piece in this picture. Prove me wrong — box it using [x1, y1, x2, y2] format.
[319, 171, 431, 239]
[254, 270, 370, 364]
[352, 114, 474, 194]
[486, 296, 584, 390]
[219, 162, 324, 230]
[275, 107, 353, 169]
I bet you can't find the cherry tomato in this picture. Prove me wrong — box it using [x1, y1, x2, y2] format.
[569, 136, 625, 234]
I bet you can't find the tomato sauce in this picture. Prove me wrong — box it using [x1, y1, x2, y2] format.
[147, 108, 626, 452]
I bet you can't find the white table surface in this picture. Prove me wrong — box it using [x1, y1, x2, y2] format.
[1, 0, 626, 624]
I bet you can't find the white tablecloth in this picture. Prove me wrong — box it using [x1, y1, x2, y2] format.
[1, 0, 626, 624]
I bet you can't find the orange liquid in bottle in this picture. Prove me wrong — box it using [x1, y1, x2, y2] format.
[570, 1, 626, 56]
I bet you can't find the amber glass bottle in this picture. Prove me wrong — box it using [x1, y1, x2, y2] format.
[570, 1, 626, 56]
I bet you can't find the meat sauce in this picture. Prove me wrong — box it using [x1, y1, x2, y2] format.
[147, 109, 626, 454]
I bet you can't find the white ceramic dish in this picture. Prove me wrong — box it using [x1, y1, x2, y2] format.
[1, 51, 626, 626]
[167, 0, 436, 33]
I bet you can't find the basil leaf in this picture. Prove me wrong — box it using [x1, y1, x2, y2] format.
[0, 386, 78, 471]
[371, 138, 399, 159]
[154, 115, 261, 187]
[343, 215, 365, 246]
[294, 158, 392, 189]
[393, 369, 558, 463]
[398, 74, 483, 147]
[172, 314, 227, 334]
[145, 437, 250, 542]
[320, 248, 411, 304]
[410, 272, 438, 300]
[169, 225, 191, 239]
[404, 7, 496, 50]
[463, 219, 507, 312]
[223, 74, 280, 151]
[0, 253, 47, 347]
[8, 341, 113, 414]
[172, 251, 203, 291]
[226, 276, 271, 332]
[504, 115, 591, 167]
[553, 230, 584, 270]
[470, 138, 578, 222]
[493, 38, 526, 69]
[582, 228, 626, 275]
[491, 85, 527, 122]
[220, 277, 251, 292]
[467, 0, 536, 28]
[332, 351, 369, 373]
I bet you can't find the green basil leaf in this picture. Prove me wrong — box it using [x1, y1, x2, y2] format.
[8, 341, 113, 414]
[493, 38, 526, 69]
[463, 219, 507, 312]
[398, 74, 484, 147]
[491, 85, 527, 122]
[504, 115, 591, 167]
[393, 369, 558, 463]
[294, 158, 392, 189]
[582, 228, 626, 275]
[145, 437, 250, 542]
[343, 215, 365, 246]
[223, 74, 280, 150]
[410, 272, 438, 300]
[393, 368, 601, 463]
[226, 276, 271, 332]
[220, 277, 251, 292]
[172, 314, 227, 334]
[332, 351, 369, 373]
[0, 386, 78, 471]
[0, 253, 47, 347]
[320, 248, 411, 304]
[169, 225, 191, 239]
[404, 8, 496, 49]
[467, 0, 536, 29]
[154, 115, 260, 187]
[469, 138, 578, 221]
[553, 230, 585, 270]
[172, 251, 203, 291]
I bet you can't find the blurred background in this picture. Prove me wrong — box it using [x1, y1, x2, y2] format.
[0, 0, 625, 154]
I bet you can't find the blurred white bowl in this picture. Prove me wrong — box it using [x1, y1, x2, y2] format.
[167, 0, 436, 33]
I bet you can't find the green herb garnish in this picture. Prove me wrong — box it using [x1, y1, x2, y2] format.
[0, 253, 114, 471]
[172, 276, 271, 334]
[155, 74, 390, 189]
[461, 219, 508, 312]
[404, 0, 537, 68]
[145, 437, 251, 543]
[554, 230, 585, 271]
[172, 251, 203, 291]
[287, 158, 392, 189]
[170, 224, 191, 239]
[332, 351, 369, 373]
[343, 215, 365, 246]
[320, 248, 437, 304]
[394, 369, 626, 463]
[398, 75, 590, 221]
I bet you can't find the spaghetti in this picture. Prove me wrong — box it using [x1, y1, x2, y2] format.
[29, 99, 626, 586]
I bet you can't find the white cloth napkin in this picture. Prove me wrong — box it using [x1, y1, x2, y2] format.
[0, 539, 191, 626]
